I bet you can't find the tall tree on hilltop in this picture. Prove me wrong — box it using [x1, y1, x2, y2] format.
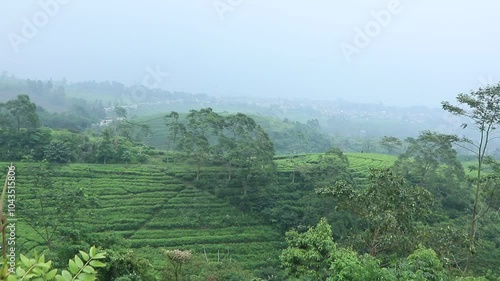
[380, 136, 403, 155]
[221, 113, 275, 194]
[179, 108, 223, 180]
[165, 111, 183, 152]
[441, 82, 500, 275]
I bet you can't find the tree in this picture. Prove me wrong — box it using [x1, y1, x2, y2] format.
[398, 247, 446, 281]
[221, 113, 275, 194]
[0, 94, 39, 130]
[299, 148, 352, 189]
[269, 148, 353, 231]
[111, 107, 151, 143]
[280, 218, 394, 281]
[164, 111, 183, 152]
[317, 169, 433, 257]
[380, 136, 403, 155]
[394, 131, 468, 218]
[43, 130, 85, 163]
[44, 139, 75, 163]
[114, 106, 127, 119]
[178, 108, 223, 180]
[395, 132, 464, 184]
[0, 127, 51, 161]
[441, 82, 500, 274]
[96, 128, 116, 164]
[280, 217, 336, 280]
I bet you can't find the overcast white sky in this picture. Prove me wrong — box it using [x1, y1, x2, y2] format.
[1, 1, 499, 106]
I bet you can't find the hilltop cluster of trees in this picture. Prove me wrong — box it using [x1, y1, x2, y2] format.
[260, 118, 335, 154]
[164, 108, 275, 183]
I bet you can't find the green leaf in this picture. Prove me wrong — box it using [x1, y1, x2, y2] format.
[24, 273, 36, 280]
[61, 270, 73, 281]
[0, 262, 9, 278]
[32, 267, 44, 275]
[81, 266, 94, 274]
[91, 253, 106, 260]
[78, 251, 89, 262]
[16, 266, 26, 277]
[89, 246, 97, 258]
[68, 260, 79, 275]
[74, 256, 84, 268]
[36, 262, 51, 270]
[46, 269, 58, 280]
[20, 254, 34, 268]
[76, 272, 95, 281]
[89, 260, 105, 268]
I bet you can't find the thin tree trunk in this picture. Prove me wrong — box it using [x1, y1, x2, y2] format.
[196, 158, 200, 180]
[464, 128, 490, 275]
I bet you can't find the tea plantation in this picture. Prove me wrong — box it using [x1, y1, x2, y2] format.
[8, 162, 284, 271]
[3, 152, 478, 275]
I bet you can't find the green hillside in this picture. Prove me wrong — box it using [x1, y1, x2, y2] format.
[276, 152, 397, 186]
[346, 153, 397, 186]
[9, 162, 283, 271]
[9, 153, 396, 271]
[5, 150, 498, 279]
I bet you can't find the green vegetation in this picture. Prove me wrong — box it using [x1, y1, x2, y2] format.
[0, 246, 107, 281]
[4, 162, 283, 279]
[0, 83, 499, 280]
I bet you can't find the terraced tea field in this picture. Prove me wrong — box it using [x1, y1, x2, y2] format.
[6, 163, 283, 270]
[275, 152, 397, 186]
[346, 153, 397, 185]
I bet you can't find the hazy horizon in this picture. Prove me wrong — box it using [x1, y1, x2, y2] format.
[1, 1, 499, 107]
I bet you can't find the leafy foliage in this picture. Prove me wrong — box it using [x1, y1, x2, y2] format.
[280, 219, 466, 281]
[379, 136, 403, 155]
[394, 131, 469, 218]
[318, 169, 433, 257]
[0, 94, 39, 131]
[0, 246, 106, 281]
[280, 217, 336, 280]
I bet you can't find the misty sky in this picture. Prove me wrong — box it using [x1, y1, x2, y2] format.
[1, 1, 499, 106]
